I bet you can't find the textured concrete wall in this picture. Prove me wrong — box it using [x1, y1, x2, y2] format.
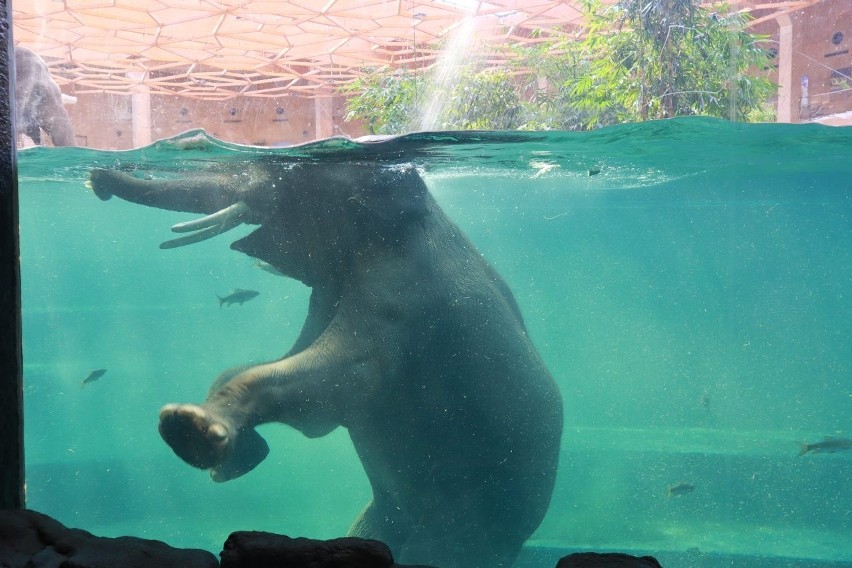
[62, 92, 364, 149]
[756, 0, 852, 123]
[0, 0, 24, 510]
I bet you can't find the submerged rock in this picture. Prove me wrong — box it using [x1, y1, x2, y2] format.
[0, 509, 218, 568]
[0, 509, 665, 568]
[220, 531, 401, 568]
[557, 551, 663, 567]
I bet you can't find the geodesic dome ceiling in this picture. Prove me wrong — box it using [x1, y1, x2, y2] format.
[12, 0, 820, 101]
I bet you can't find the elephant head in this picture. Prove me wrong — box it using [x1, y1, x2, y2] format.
[14, 47, 76, 147]
[89, 162, 430, 286]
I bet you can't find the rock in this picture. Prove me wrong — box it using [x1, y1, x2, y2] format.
[1, 509, 664, 568]
[0, 509, 218, 568]
[220, 531, 398, 568]
[557, 551, 663, 567]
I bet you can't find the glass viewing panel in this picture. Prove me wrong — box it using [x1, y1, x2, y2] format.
[11, 1, 851, 567]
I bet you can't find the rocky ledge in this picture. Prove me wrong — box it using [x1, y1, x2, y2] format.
[0, 509, 661, 568]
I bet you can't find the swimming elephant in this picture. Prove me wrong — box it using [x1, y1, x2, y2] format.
[14, 46, 75, 147]
[89, 162, 563, 568]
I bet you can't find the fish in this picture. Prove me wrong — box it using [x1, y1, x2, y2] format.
[667, 482, 695, 497]
[80, 369, 107, 388]
[798, 436, 852, 456]
[217, 288, 259, 308]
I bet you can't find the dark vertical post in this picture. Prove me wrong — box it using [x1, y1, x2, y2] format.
[0, 0, 25, 509]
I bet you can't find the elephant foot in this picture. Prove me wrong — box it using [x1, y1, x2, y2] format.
[158, 403, 231, 470]
[158, 403, 270, 482]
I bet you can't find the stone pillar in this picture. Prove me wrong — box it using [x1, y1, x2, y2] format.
[776, 14, 794, 123]
[0, 0, 25, 510]
[314, 95, 334, 140]
[129, 72, 152, 147]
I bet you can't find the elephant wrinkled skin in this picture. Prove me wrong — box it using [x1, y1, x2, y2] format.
[89, 162, 563, 568]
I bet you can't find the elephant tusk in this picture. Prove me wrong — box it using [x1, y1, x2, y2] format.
[170, 201, 250, 233]
[160, 225, 236, 249]
[160, 201, 250, 249]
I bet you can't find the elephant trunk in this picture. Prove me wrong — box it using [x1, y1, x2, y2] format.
[90, 169, 241, 215]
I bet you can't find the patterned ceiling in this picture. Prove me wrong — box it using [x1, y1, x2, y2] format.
[12, 0, 819, 101]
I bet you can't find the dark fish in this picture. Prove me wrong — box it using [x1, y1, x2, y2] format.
[667, 482, 695, 497]
[798, 436, 852, 456]
[80, 369, 107, 388]
[217, 288, 259, 308]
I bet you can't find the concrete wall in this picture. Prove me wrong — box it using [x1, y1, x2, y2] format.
[62, 92, 365, 150]
[757, 0, 852, 124]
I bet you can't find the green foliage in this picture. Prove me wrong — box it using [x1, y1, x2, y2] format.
[430, 68, 522, 130]
[565, 0, 775, 127]
[341, 0, 775, 133]
[341, 66, 522, 134]
[510, 40, 602, 130]
[340, 68, 419, 134]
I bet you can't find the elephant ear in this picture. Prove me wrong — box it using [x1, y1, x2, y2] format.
[349, 166, 430, 225]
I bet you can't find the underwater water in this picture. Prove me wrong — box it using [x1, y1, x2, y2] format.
[16, 118, 851, 566]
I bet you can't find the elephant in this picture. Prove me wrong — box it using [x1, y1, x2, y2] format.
[89, 161, 563, 568]
[14, 46, 75, 147]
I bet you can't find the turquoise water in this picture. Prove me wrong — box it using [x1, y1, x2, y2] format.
[17, 118, 851, 565]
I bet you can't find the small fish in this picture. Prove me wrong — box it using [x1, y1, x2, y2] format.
[80, 369, 107, 388]
[667, 482, 695, 497]
[217, 288, 259, 308]
[253, 260, 284, 277]
[798, 436, 852, 456]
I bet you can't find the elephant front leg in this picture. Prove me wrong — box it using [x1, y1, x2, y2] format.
[158, 323, 390, 482]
